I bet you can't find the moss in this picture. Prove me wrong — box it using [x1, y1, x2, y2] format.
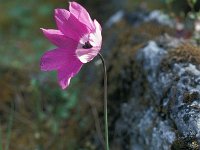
[171, 137, 200, 150]
[161, 44, 200, 72]
[183, 91, 199, 104]
[136, 22, 175, 40]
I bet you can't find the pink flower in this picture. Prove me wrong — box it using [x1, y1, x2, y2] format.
[40, 2, 102, 89]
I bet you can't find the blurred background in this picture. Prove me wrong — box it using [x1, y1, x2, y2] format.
[0, 0, 200, 149]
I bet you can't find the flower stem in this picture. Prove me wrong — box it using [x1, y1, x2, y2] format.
[98, 53, 109, 150]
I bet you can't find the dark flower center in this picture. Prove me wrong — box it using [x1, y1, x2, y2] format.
[82, 41, 93, 49]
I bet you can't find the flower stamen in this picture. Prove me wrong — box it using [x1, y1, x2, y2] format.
[82, 41, 93, 49]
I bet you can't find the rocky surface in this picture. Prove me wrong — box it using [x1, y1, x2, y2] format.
[102, 10, 200, 150]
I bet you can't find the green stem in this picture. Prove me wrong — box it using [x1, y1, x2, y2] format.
[98, 53, 109, 150]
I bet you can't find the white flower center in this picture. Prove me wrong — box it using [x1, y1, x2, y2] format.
[77, 32, 97, 50]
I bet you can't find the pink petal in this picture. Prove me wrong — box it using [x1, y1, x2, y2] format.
[41, 28, 78, 49]
[69, 2, 95, 31]
[57, 59, 83, 89]
[76, 46, 101, 63]
[40, 48, 74, 71]
[54, 9, 89, 41]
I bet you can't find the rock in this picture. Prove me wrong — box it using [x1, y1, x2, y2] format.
[105, 10, 125, 28]
[103, 10, 200, 150]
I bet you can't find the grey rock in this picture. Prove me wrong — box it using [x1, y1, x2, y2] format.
[113, 38, 200, 149]
[144, 10, 174, 27]
[105, 10, 124, 28]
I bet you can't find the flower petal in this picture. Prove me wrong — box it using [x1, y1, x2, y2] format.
[76, 46, 101, 63]
[40, 48, 74, 71]
[40, 48, 78, 71]
[75, 19, 102, 63]
[89, 19, 102, 47]
[57, 59, 83, 89]
[41, 28, 78, 49]
[54, 8, 89, 41]
[69, 2, 95, 31]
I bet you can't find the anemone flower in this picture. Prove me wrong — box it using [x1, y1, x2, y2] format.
[40, 2, 102, 89]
